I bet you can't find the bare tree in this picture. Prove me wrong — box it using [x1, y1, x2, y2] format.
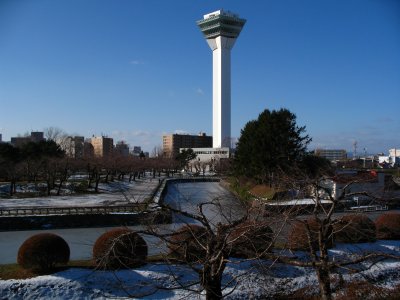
[260, 169, 400, 300]
[151, 145, 163, 158]
[44, 127, 69, 150]
[137, 191, 276, 300]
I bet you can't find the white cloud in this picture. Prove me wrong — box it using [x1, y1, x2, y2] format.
[196, 88, 204, 95]
[174, 129, 189, 135]
[129, 60, 144, 65]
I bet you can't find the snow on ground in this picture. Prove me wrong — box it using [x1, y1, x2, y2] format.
[0, 178, 160, 208]
[1, 181, 400, 298]
[1, 241, 399, 299]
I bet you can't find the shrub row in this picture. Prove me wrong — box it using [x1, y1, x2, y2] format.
[17, 229, 148, 273]
[16, 212, 400, 272]
[288, 212, 400, 250]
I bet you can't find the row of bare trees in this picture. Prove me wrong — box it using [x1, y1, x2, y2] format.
[0, 149, 183, 196]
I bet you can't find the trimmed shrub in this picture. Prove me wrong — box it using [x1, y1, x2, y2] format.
[375, 213, 400, 240]
[168, 224, 208, 263]
[334, 214, 376, 243]
[17, 233, 70, 273]
[335, 280, 391, 300]
[93, 228, 148, 270]
[228, 220, 274, 258]
[288, 218, 333, 251]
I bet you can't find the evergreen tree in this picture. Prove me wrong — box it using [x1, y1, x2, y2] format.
[234, 108, 311, 183]
[176, 148, 197, 168]
[20, 140, 64, 160]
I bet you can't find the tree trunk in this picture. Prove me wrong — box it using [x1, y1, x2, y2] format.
[47, 179, 52, 196]
[316, 264, 332, 300]
[203, 274, 223, 300]
[9, 180, 15, 196]
[315, 221, 333, 300]
[57, 179, 64, 196]
[105, 172, 109, 183]
[95, 176, 100, 193]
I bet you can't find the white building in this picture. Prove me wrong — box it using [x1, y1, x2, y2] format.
[180, 147, 230, 172]
[378, 148, 400, 167]
[319, 171, 386, 200]
[197, 10, 246, 148]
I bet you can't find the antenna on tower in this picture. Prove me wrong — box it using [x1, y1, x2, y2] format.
[353, 141, 358, 159]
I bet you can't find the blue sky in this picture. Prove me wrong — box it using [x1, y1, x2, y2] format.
[0, 0, 399, 154]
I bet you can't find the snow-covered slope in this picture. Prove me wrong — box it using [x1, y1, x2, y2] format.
[1, 241, 399, 299]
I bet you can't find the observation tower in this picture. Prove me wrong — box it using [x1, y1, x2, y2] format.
[197, 10, 246, 148]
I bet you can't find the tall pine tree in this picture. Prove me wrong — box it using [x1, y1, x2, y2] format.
[234, 108, 311, 184]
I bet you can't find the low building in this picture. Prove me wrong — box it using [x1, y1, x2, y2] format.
[318, 170, 386, 201]
[181, 147, 230, 163]
[180, 147, 230, 172]
[314, 149, 347, 161]
[378, 149, 400, 167]
[163, 132, 212, 158]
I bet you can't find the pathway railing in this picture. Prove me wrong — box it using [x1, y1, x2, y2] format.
[0, 204, 146, 217]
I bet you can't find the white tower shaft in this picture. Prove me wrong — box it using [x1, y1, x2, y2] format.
[207, 37, 236, 148]
[197, 9, 246, 149]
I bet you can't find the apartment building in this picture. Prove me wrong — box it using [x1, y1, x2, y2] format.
[90, 136, 114, 157]
[115, 141, 129, 157]
[64, 136, 85, 158]
[162, 133, 212, 158]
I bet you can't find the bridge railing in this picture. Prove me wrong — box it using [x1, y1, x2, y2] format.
[0, 204, 146, 217]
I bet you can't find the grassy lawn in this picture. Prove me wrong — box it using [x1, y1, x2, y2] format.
[0, 255, 168, 280]
[0, 260, 95, 280]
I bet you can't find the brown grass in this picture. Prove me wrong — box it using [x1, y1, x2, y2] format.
[288, 218, 333, 251]
[335, 280, 400, 300]
[334, 214, 376, 243]
[249, 184, 279, 199]
[375, 212, 400, 240]
[0, 260, 94, 280]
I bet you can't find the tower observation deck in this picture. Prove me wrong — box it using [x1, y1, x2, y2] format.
[197, 10, 246, 148]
